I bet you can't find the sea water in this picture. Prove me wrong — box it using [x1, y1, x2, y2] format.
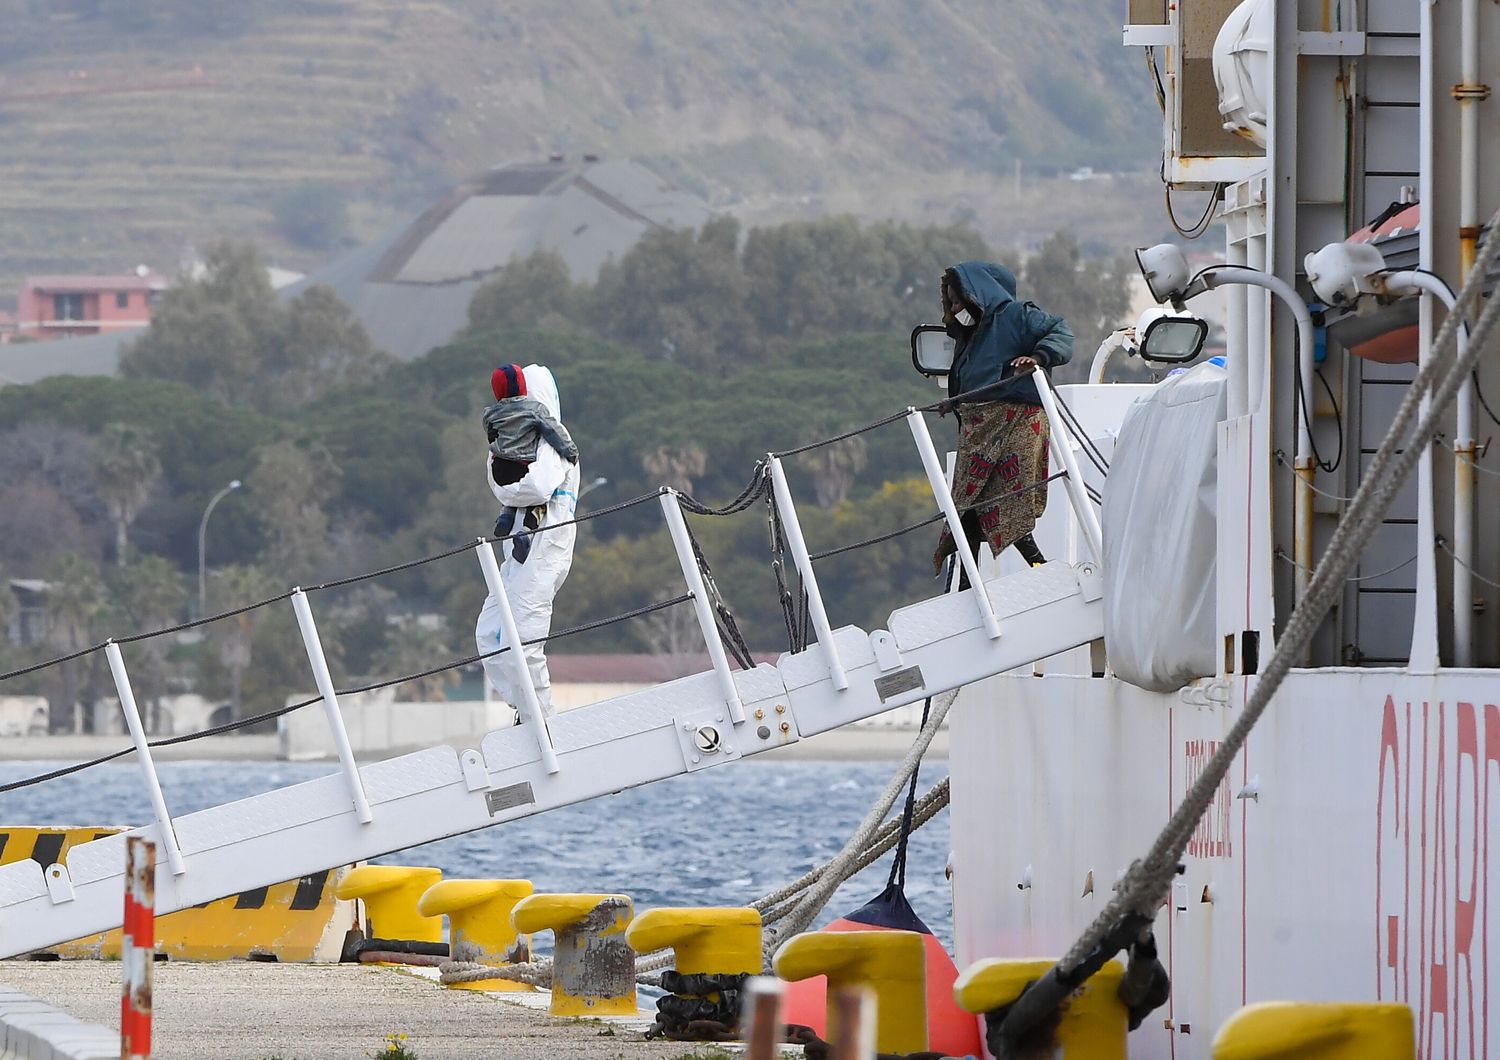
[0, 758, 954, 949]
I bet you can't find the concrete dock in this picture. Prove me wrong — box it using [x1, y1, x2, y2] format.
[0, 961, 778, 1059]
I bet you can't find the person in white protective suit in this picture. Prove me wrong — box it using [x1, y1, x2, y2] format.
[474, 363, 581, 719]
[1088, 307, 1204, 383]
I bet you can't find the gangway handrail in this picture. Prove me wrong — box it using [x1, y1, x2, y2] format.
[1034, 372, 1105, 565]
[768, 456, 849, 690]
[0, 378, 1113, 814]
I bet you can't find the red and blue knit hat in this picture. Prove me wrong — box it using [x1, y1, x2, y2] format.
[491, 364, 527, 400]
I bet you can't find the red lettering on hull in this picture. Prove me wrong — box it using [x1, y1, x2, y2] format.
[1377, 696, 1499, 1056]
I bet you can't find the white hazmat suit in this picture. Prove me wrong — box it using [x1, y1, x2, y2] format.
[474, 364, 580, 716]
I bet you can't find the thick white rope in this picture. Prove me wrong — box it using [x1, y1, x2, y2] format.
[761, 688, 959, 965]
[1052, 209, 1500, 981]
[433, 761, 954, 986]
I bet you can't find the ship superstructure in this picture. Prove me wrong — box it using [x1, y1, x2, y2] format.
[948, 0, 1500, 1054]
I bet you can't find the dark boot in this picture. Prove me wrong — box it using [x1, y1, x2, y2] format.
[1013, 532, 1046, 567]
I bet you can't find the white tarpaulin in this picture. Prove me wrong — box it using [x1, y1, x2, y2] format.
[1101, 362, 1228, 692]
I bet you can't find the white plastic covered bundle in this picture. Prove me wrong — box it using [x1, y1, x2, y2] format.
[1101, 362, 1228, 692]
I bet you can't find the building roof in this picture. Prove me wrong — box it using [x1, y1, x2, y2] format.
[0, 330, 133, 386]
[285, 157, 713, 360]
[0, 158, 713, 382]
[26, 273, 166, 293]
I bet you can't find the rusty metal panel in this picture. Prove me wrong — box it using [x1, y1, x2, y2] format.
[1128, 0, 1167, 24]
[1177, 0, 1259, 158]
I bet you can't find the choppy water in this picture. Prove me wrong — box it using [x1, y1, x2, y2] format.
[0, 757, 954, 949]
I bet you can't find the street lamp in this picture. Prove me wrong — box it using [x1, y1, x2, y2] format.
[198, 479, 241, 617]
[578, 476, 608, 500]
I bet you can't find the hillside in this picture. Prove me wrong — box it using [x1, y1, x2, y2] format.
[0, 0, 1167, 296]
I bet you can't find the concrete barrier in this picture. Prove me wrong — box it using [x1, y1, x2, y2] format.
[0, 988, 115, 1060]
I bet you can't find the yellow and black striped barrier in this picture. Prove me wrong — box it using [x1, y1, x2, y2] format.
[0, 826, 356, 962]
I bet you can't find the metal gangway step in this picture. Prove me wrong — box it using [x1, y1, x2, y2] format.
[0, 381, 1105, 958]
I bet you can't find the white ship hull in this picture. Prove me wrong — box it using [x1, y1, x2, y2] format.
[951, 668, 1500, 1056]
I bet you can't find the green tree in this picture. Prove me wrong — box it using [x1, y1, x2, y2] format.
[590, 216, 752, 369]
[94, 423, 161, 567]
[797, 435, 868, 508]
[0, 563, 19, 679]
[274, 285, 389, 408]
[44, 552, 108, 733]
[245, 441, 340, 582]
[122, 240, 276, 405]
[271, 182, 349, 251]
[113, 555, 186, 732]
[206, 563, 279, 723]
[369, 621, 460, 701]
[467, 249, 583, 336]
[121, 240, 384, 414]
[1021, 230, 1133, 377]
[641, 443, 707, 495]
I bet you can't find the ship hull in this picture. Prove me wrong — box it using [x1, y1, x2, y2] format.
[950, 667, 1500, 1057]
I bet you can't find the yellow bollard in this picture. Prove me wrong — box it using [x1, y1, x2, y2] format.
[953, 958, 1127, 1060]
[334, 865, 443, 945]
[1212, 1001, 1415, 1060]
[773, 930, 927, 1054]
[626, 907, 762, 975]
[511, 893, 636, 1016]
[417, 879, 536, 991]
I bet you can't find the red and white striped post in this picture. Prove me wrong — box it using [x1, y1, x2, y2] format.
[121, 836, 155, 1060]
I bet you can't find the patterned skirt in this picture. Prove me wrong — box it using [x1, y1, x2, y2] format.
[933, 400, 1051, 574]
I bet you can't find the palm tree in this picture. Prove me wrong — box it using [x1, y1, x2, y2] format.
[642, 444, 707, 496]
[45, 553, 108, 732]
[369, 622, 460, 702]
[94, 424, 161, 567]
[797, 435, 869, 508]
[117, 556, 186, 733]
[208, 564, 278, 722]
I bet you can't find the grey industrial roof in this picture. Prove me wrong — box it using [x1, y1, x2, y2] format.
[2, 158, 714, 381]
[287, 157, 714, 360]
[0, 329, 135, 386]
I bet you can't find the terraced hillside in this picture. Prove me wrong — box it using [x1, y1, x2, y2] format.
[0, 0, 1163, 295]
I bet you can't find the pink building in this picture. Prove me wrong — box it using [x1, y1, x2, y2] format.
[15, 270, 165, 340]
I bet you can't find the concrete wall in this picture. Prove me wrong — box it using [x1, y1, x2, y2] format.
[0, 698, 48, 737]
[278, 689, 516, 760]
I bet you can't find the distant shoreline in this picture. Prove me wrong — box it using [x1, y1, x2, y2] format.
[0, 727, 947, 763]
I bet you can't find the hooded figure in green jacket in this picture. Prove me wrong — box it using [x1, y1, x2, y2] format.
[934, 262, 1073, 586]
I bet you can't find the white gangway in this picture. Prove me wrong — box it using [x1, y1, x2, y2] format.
[0, 381, 1106, 959]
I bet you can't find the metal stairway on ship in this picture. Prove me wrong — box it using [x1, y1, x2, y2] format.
[0, 383, 1106, 959]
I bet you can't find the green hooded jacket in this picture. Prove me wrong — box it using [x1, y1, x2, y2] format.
[945, 261, 1073, 406]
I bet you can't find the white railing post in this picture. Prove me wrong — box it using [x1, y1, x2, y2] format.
[768, 456, 849, 690]
[104, 641, 186, 876]
[906, 409, 1003, 640]
[290, 589, 374, 823]
[1032, 375, 1105, 566]
[475, 539, 561, 773]
[660, 490, 746, 724]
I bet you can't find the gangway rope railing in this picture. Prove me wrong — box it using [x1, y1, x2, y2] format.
[0, 372, 1106, 810]
[807, 471, 1069, 563]
[0, 594, 694, 795]
[989, 208, 1500, 1056]
[0, 378, 1107, 687]
[0, 491, 666, 687]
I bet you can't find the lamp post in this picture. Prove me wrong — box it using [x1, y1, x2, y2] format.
[578, 475, 608, 501]
[198, 480, 241, 618]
